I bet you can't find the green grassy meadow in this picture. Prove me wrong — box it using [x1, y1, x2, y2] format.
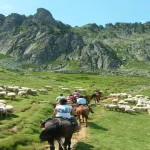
[75, 107, 150, 150]
[0, 68, 150, 150]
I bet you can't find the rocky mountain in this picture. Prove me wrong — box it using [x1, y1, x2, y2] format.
[0, 8, 150, 74]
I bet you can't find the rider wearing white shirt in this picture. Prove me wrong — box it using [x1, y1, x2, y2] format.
[76, 95, 94, 113]
[55, 104, 72, 119]
[53, 98, 81, 132]
[40, 98, 81, 132]
[77, 96, 87, 105]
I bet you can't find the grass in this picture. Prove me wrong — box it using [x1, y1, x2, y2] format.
[74, 106, 150, 150]
[0, 68, 150, 149]
[0, 54, 10, 60]
[124, 60, 150, 70]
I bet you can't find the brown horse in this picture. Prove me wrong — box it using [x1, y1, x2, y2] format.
[39, 117, 76, 150]
[84, 95, 93, 104]
[91, 91, 102, 103]
[76, 105, 90, 127]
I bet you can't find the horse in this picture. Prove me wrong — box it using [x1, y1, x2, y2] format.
[91, 91, 102, 103]
[76, 105, 90, 127]
[39, 117, 76, 150]
[84, 95, 93, 104]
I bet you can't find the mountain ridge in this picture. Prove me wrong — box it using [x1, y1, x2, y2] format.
[0, 8, 149, 73]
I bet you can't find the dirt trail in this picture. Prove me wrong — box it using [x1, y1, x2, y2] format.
[71, 125, 87, 149]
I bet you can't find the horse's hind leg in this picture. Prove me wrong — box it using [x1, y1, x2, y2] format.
[82, 116, 84, 123]
[48, 139, 55, 150]
[85, 117, 88, 127]
[77, 112, 82, 124]
[64, 137, 72, 150]
[96, 99, 99, 103]
[58, 138, 65, 150]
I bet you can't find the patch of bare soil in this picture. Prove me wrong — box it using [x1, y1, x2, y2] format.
[71, 125, 87, 149]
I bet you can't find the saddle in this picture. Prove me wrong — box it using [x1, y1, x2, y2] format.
[78, 104, 94, 113]
[78, 104, 87, 107]
[66, 117, 78, 126]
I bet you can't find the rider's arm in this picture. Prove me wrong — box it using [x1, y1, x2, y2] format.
[53, 108, 57, 116]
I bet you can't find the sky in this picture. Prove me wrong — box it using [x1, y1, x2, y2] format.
[0, 0, 150, 27]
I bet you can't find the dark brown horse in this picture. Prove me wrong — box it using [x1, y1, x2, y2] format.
[39, 117, 76, 150]
[76, 105, 90, 127]
[91, 91, 102, 103]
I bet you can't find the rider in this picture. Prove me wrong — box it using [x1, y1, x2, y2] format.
[76, 95, 94, 113]
[66, 94, 77, 107]
[72, 90, 80, 99]
[53, 98, 81, 132]
[66, 94, 74, 102]
[94, 89, 101, 95]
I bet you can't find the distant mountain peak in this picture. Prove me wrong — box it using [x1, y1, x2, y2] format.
[33, 8, 57, 26]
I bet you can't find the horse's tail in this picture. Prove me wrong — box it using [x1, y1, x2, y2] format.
[76, 109, 81, 118]
[76, 106, 89, 120]
[82, 106, 89, 119]
[76, 108, 82, 121]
